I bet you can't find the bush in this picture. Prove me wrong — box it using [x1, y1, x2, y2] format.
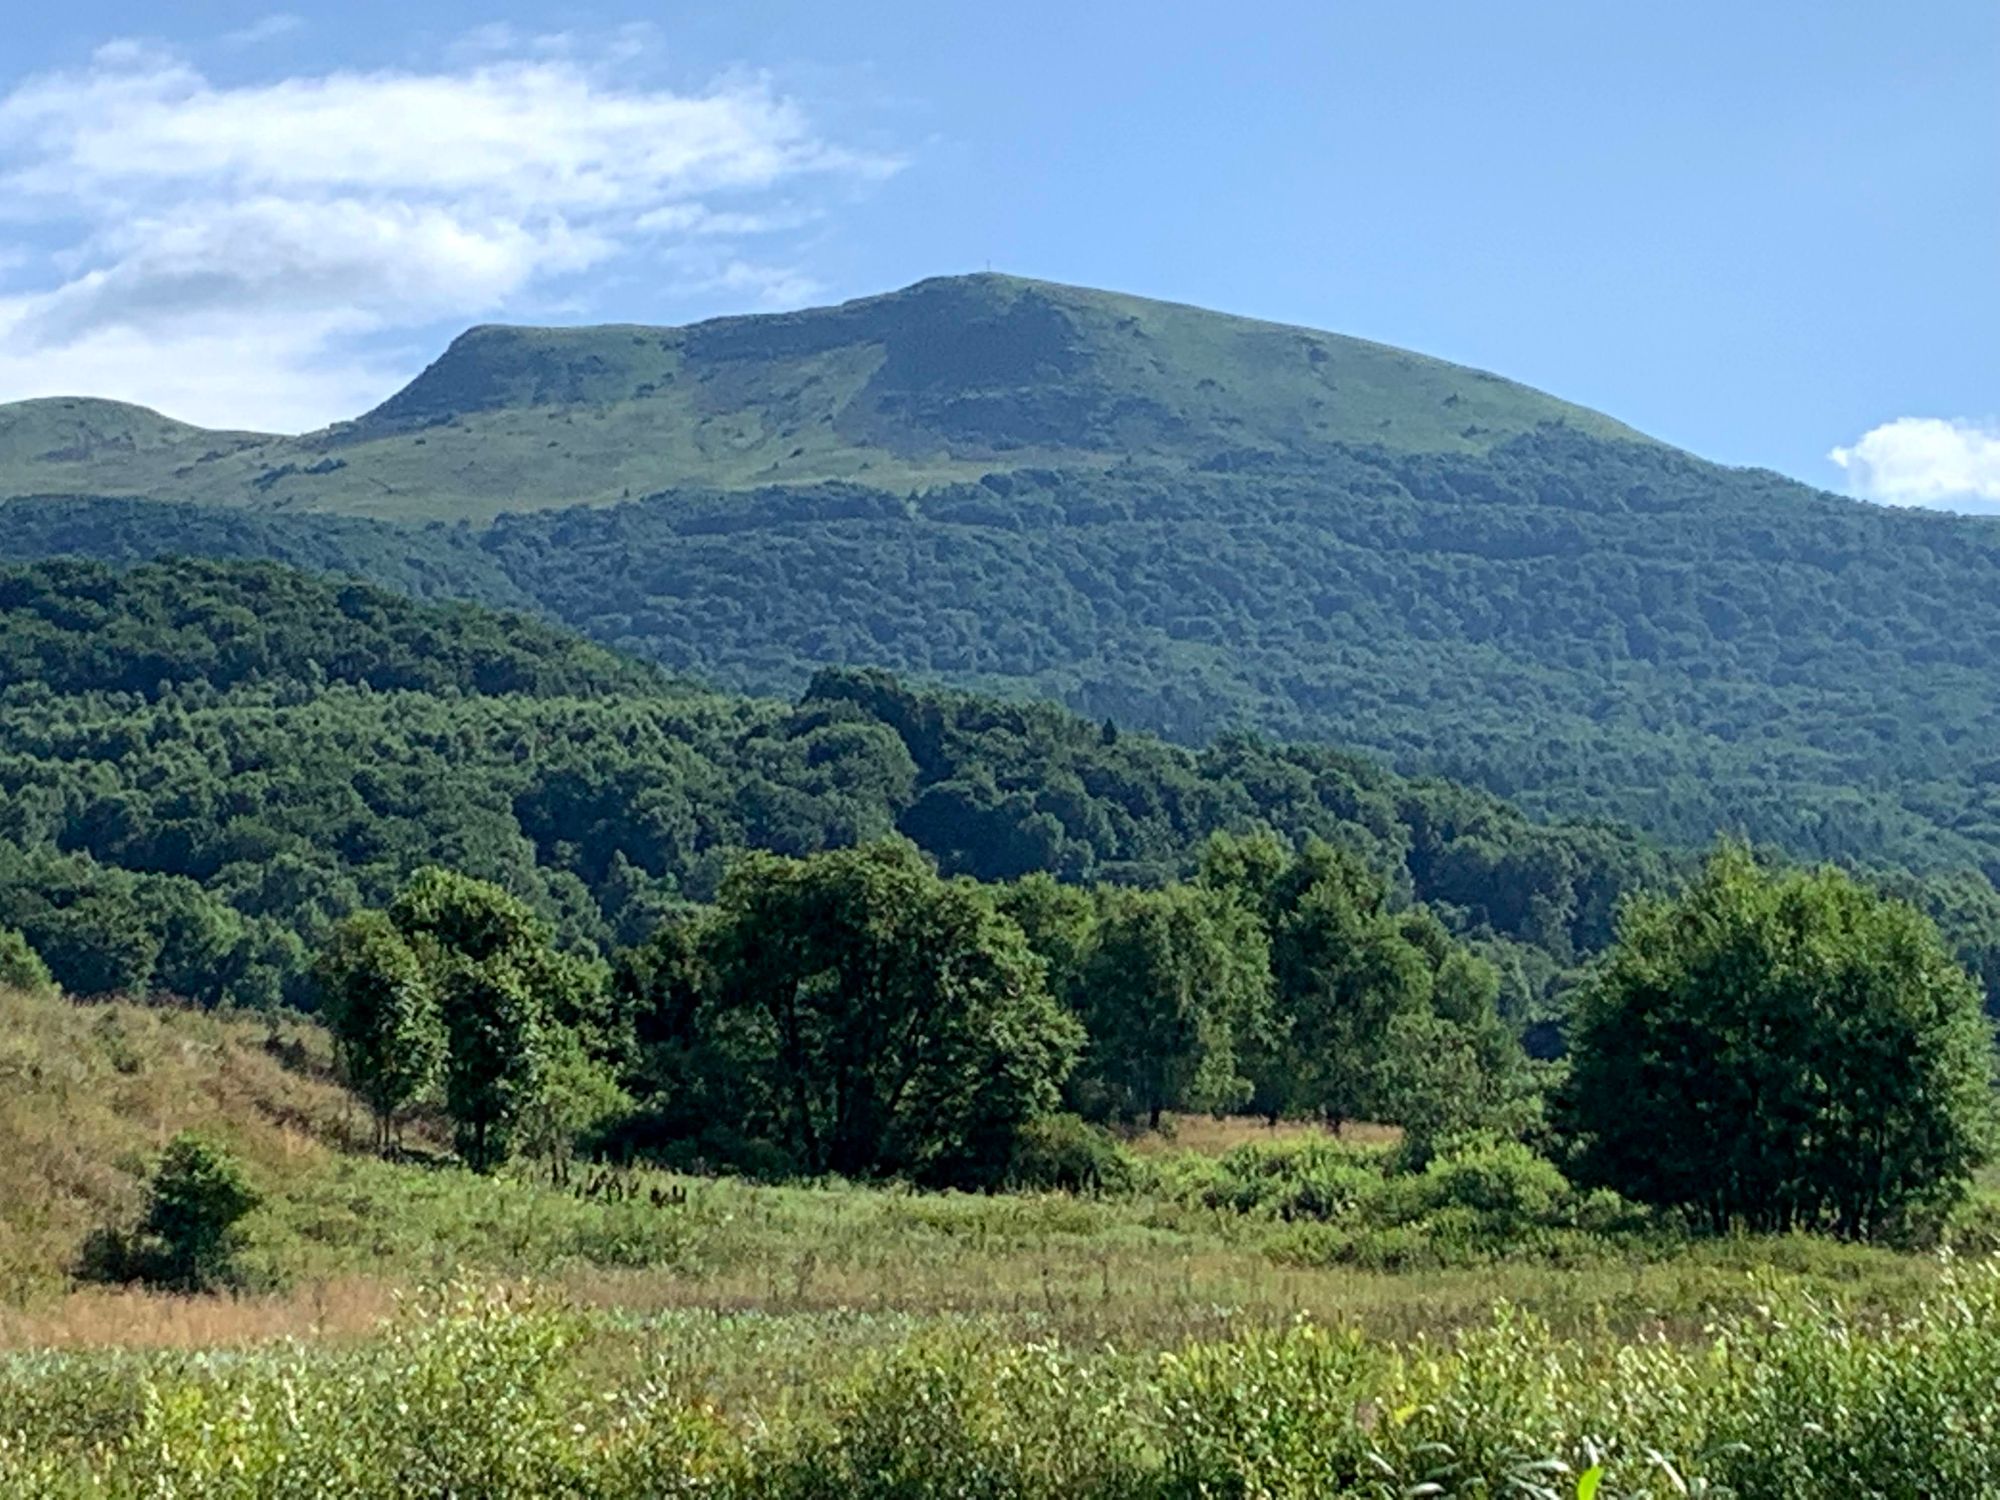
[0, 925, 52, 994]
[1381, 1135, 1571, 1234]
[1192, 1132, 1649, 1269]
[1198, 1136, 1389, 1221]
[93, 1133, 263, 1292]
[1006, 1113, 1136, 1195]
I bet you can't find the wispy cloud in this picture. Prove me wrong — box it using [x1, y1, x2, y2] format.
[0, 32, 898, 431]
[1829, 417, 2000, 511]
[222, 14, 305, 48]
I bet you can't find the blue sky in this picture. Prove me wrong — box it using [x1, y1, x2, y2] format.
[3, 2, 1994, 506]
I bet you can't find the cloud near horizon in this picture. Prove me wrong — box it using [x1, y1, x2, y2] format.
[1830, 417, 2000, 512]
[0, 34, 897, 431]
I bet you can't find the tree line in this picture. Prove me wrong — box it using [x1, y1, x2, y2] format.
[302, 835, 1996, 1243]
[311, 829, 1526, 1185]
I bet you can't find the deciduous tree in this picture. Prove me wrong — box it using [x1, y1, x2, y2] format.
[1564, 842, 1996, 1239]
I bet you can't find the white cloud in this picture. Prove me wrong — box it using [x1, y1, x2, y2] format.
[0, 35, 897, 431]
[1830, 417, 2000, 510]
[222, 14, 304, 48]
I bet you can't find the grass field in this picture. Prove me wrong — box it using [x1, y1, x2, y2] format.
[7, 984, 1998, 1492]
[0, 985, 1959, 1354]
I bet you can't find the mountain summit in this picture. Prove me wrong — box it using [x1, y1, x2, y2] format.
[0, 274, 1648, 520]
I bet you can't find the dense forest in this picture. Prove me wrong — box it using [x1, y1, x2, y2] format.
[12, 428, 2000, 888]
[0, 559, 1689, 1028]
[10, 557, 2000, 1038]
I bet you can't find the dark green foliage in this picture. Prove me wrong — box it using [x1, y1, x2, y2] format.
[1063, 882, 1272, 1126]
[1005, 1113, 1136, 1195]
[0, 556, 658, 700]
[25, 429, 2000, 898]
[0, 924, 52, 994]
[637, 841, 1082, 1187]
[0, 845, 296, 1007]
[432, 956, 545, 1172]
[313, 912, 443, 1150]
[466, 444, 2000, 891]
[385, 869, 568, 1171]
[1564, 843, 1997, 1239]
[115, 1132, 262, 1292]
[0, 494, 528, 605]
[0, 558, 1680, 1020]
[1202, 831, 1527, 1146]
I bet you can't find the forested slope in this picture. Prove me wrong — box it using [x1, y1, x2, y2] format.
[13, 430, 2000, 884]
[0, 559, 1678, 1021]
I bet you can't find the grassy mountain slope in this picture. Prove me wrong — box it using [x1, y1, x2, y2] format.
[0, 984, 349, 1299]
[0, 398, 274, 500]
[0, 275, 1646, 521]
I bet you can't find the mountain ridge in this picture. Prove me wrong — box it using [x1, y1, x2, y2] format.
[0, 273, 1653, 520]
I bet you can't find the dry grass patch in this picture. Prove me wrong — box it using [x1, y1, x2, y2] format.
[0, 987, 356, 1302]
[1120, 1112, 1399, 1157]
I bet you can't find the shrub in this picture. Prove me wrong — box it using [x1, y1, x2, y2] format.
[134, 1133, 261, 1292]
[0, 925, 53, 995]
[1383, 1135, 1571, 1233]
[1199, 1137, 1388, 1221]
[1007, 1112, 1136, 1195]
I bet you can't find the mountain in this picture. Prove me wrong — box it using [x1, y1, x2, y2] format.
[0, 396, 272, 497]
[10, 275, 2000, 890]
[0, 275, 1645, 520]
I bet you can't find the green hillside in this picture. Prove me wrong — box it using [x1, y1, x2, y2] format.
[0, 557, 1685, 1022]
[10, 275, 2000, 894]
[14, 433, 2000, 888]
[0, 275, 1645, 521]
[0, 397, 274, 498]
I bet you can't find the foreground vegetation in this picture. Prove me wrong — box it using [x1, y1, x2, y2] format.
[10, 1266, 2000, 1496]
[7, 972, 2000, 1492]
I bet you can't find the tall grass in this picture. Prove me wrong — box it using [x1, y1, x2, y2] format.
[7, 1266, 2000, 1495]
[0, 988, 352, 1302]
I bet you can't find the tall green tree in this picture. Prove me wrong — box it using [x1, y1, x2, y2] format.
[1202, 832, 1523, 1143]
[312, 911, 444, 1152]
[385, 867, 574, 1171]
[1564, 842, 1996, 1239]
[695, 840, 1081, 1185]
[431, 954, 546, 1172]
[1069, 882, 1272, 1128]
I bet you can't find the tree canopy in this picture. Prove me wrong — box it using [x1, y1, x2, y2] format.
[617, 841, 1080, 1187]
[1563, 844, 1996, 1238]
